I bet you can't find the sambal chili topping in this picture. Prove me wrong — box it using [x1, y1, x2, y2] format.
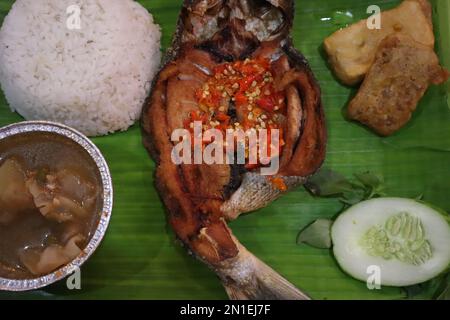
[184, 58, 287, 170]
[268, 177, 288, 192]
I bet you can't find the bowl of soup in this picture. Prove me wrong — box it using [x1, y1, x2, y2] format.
[0, 121, 113, 291]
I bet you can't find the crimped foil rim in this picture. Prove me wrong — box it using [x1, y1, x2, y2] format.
[0, 121, 113, 291]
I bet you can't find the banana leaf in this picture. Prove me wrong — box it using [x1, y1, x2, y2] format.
[0, 0, 449, 300]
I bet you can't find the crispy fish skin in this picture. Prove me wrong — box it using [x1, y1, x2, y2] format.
[347, 34, 449, 136]
[142, 0, 326, 300]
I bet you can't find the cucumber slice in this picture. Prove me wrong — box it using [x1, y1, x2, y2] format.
[331, 198, 450, 287]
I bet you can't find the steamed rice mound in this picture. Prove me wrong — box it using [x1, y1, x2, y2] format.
[0, 0, 161, 136]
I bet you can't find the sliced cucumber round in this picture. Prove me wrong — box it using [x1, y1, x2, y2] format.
[331, 198, 450, 287]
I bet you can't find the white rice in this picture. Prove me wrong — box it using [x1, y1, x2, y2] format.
[0, 0, 161, 136]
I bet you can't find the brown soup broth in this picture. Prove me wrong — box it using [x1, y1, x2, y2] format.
[0, 132, 103, 279]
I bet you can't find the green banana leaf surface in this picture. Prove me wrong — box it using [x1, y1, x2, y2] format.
[0, 0, 449, 300]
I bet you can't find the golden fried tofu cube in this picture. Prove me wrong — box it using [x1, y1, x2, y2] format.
[347, 34, 449, 136]
[324, 0, 435, 86]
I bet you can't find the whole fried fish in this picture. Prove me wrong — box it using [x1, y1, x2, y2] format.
[142, 0, 326, 300]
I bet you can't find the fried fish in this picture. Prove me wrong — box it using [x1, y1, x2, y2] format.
[142, 0, 326, 300]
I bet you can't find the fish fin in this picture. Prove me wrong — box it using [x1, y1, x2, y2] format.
[219, 247, 310, 300]
[221, 173, 306, 220]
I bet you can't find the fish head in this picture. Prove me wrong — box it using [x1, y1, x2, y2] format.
[180, 0, 294, 60]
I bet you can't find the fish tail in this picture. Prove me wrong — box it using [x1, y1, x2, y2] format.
[217, 245, 310, 300]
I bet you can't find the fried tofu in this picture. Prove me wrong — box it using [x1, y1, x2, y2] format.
[406, 0, 433, 25]
[347, 34, 449, 136]
[324, 0, 435, 86]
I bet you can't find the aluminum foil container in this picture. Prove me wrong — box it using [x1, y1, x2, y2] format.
[0, 121, 113, 291]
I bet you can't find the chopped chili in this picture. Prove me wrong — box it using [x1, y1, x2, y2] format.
[185, 58, 287, 172]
